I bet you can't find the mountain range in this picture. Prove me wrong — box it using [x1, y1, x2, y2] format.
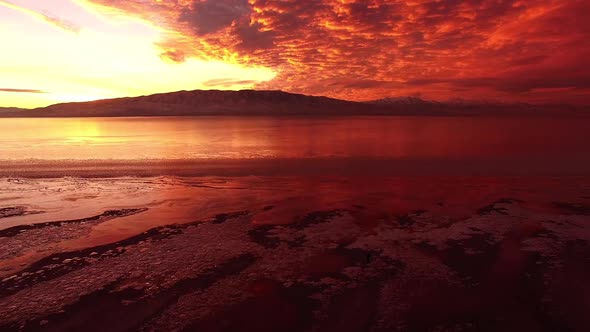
[0, 89, 586, 117]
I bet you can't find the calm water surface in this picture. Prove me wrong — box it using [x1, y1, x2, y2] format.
[1, 116, 588, 161]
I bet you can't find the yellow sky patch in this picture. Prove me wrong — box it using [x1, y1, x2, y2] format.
[0, 0, 275, 108]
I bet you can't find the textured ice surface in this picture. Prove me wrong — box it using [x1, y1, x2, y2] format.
[0, 176, 588, 331]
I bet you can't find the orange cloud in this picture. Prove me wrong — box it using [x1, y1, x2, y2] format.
[83, 0, 590, 103]
[203, 78, 260, 88]
[0, 0, 81, 33]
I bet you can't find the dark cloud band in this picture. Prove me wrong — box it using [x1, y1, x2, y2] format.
[0, 88, 46, 94]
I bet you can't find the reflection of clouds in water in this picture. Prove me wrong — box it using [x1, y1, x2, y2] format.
[1, 117, 589, 161]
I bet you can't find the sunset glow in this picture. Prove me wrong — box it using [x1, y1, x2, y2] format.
[1, 3, 589, 330]
[1, 0, 589, 108]
[0, 0, 275, 108]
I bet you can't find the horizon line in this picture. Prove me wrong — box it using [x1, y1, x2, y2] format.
[2, 88, 587, 110]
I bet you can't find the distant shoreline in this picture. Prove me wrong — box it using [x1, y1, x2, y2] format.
[2, 113, 588, 119]
[1, 89, 586, 117]
[1, 157, 589, 178]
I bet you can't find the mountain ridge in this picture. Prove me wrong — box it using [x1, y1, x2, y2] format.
[0, 89, 586, 117]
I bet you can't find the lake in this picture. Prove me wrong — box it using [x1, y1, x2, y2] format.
[0, 116, 588, 176]
[1, 116, 589, 331]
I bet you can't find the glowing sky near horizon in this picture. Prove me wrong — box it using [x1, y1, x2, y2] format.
[1, 0, 589, 108]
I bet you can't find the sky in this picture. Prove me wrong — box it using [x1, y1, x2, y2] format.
[1, 0, 589, 108]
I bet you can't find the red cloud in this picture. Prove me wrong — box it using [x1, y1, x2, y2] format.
[87, 0, 590, 104]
